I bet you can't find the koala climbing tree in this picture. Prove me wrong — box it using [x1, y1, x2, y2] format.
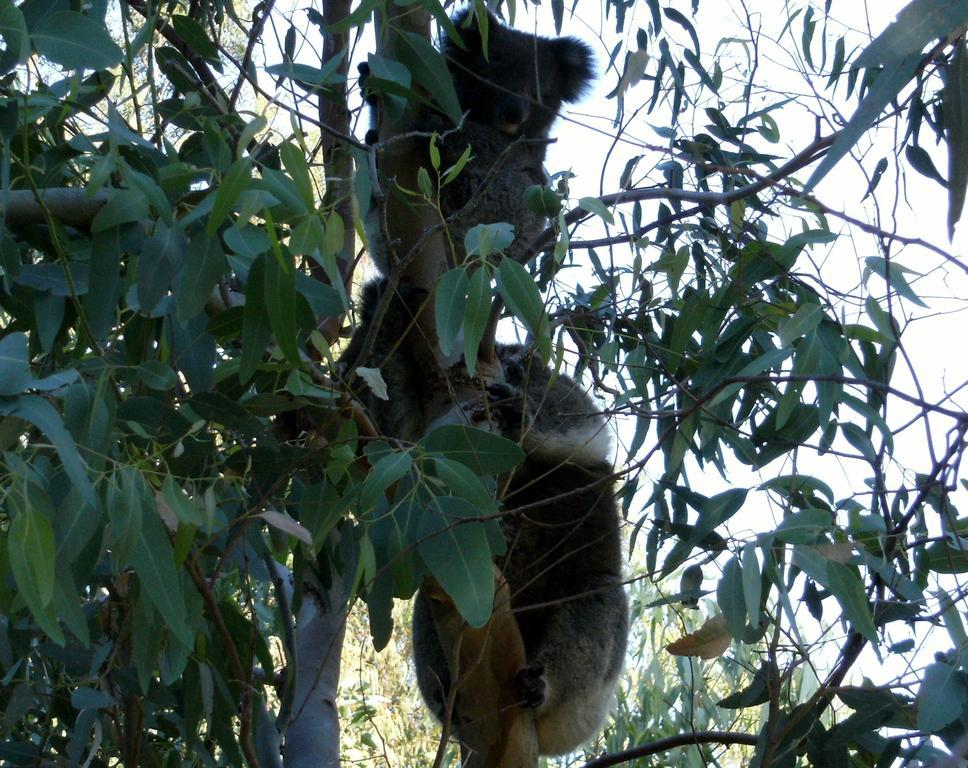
[346, 7, 628, 765]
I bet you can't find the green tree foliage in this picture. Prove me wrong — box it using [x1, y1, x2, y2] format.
[0, 0, 966, 766]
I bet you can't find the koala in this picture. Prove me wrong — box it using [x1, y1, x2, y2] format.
[360, 6, 595, 269]
[344, 8, 627, 757]
[340, 280, 628, 755]
[412, 344, 628, 756]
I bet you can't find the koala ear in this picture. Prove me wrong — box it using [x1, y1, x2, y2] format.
[552, 37, 595, 103]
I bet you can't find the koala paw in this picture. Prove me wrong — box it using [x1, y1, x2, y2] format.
[484, 382, 527, 427]
[514, 664, 546, 709]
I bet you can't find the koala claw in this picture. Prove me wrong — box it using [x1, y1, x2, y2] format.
[485, 382, 517, 402]
[484, 382, 528, 426]
[514, 664, 546, 709]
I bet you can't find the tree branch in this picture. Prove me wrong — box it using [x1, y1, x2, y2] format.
[1, 188, 108, 229]
[581, 730, 758, 768]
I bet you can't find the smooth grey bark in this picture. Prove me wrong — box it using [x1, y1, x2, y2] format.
[283, 569, 347, 768]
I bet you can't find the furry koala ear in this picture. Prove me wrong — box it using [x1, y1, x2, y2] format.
[552, 36, 595, 103]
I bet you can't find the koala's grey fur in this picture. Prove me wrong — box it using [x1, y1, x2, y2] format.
[346, 7, 627, 756]
[413, 344, 628, 756]
[363, 6, 594, 271]
[343, 282, 628, 755]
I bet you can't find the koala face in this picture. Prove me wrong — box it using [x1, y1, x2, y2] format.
[442, 8, 595, 138]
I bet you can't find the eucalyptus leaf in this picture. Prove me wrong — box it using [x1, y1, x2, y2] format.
[33, 11, 122, 70]
[416, 495, 495, 628]
[435, 267, 469, 358]
[0, 332, 30, 396]
[917, 662, 968, 732]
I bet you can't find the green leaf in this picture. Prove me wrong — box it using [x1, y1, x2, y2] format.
[416, 496, 495, 627]
[34, 293, 63, 353]
[441, 143, 474, 187]
[684, 48, 718, 93]
[91, 189, 150, 232]
[864, 296, 897, 344]
[53, 489, 102, 564]
[263, 248, 300, 366]
[827, 561, 877, 643]
[53, 568, 89, 646]
[0, 1, 29, 74]
[699, 489, 748, 535]
[463, 267, 490, 377]
[280, 142, 316, 213]
[806, 52, 921, 192]
[207, 157, 253, 237]
[717, 556, 746, 640]
[524, 185, 562, 216]
[717, 662, 773, 709]
[904, 144, 946, 185]
[8, 503, 56, 609]
[777, 304, 822, 347]
[497, 258, 550, 362]
[435, 267, 468, 358]
[266, 50, 346, 88]
[0, 395, 96, 505]
[260, 510, 312, 546]
[841, 394, 895, 455]
[162, 477, 205, 528]
[464, 222, 514, 258]
[397, 30, 463, 125]
[709, 348, 793, 407]
[171, 15, 218, 61]
[259, 168, 310, 218]
[70, 687, 115, 710]
[663, 7, 699, 54]
[924, 541, 968, 573]
[33, 11, 122, 70]
[578, 196, 615, 224]
[240, 255, 272, 383]
[324, 0, 379, 33]
[855, 0, 968, 68]
[774, 508, 832, 544]
[946, 36, 968, 238]
[841, 422, 877, 463]
[360, 451, 413, 510]
[421, 425, 525, 475]
[137, 361, 178, 391]
[917, 662, 967, 732]
[176, 231, 228, 323]
[827, 36, 846, 90]
[431, 457, 499, 517]
[137, 225, 187, 315]
[134, 501, 193, 648]
[107, 468, 145, 567]
[741, 543, 762, 629]
[417, 166, 434, 200]
[862, 157, 889, 201]
[801, 6, 816, 69]
[863, 256, 927, 308]
[760, 474, 835, 503]
[0, 331, 30, 395]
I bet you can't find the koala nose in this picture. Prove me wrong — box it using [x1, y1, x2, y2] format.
[496, 97, 527, 133]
